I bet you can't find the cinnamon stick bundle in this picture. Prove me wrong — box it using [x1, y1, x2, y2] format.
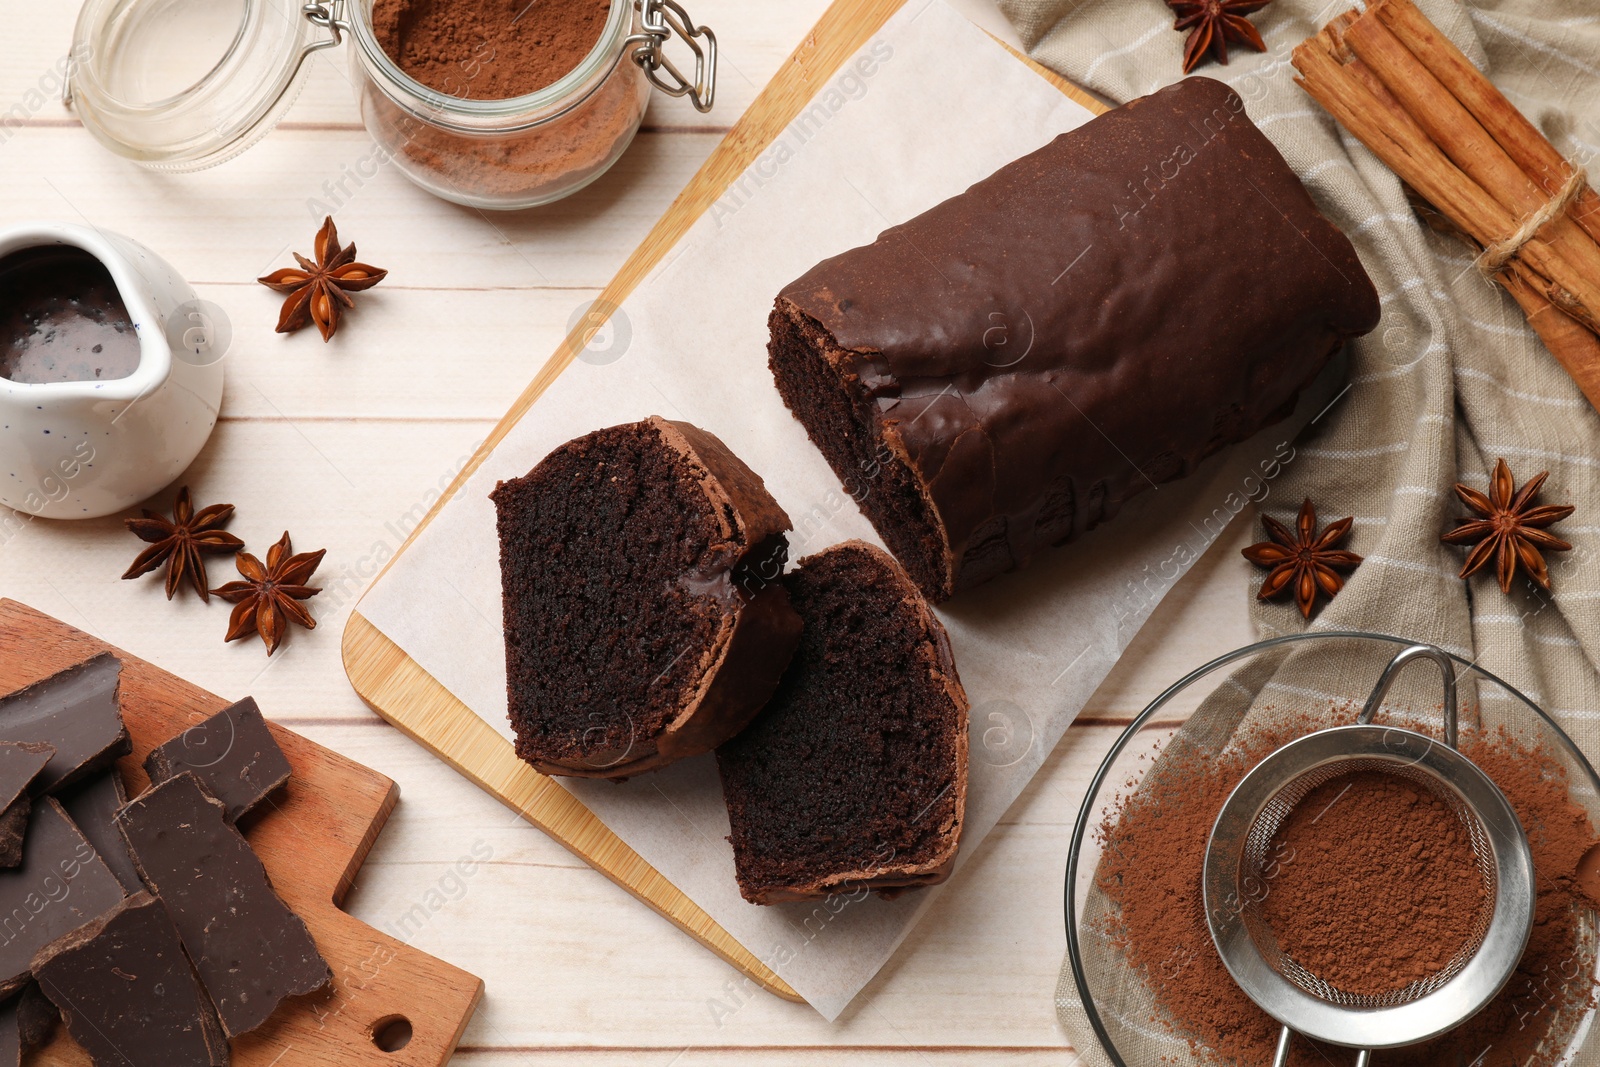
[1293, 0, 1600, 410]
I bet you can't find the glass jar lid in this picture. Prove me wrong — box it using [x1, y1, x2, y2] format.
[67, 0, 336, 171]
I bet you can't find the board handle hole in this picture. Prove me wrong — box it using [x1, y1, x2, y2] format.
[372, 1015, 414, 1053]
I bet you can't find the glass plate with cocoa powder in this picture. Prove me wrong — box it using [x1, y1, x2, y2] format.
[1062, 631, 1600, 1067]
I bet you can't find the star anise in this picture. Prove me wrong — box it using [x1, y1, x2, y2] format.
[122, 487, 246, 603]
[1441, 459, 1573, 594]
[257, 216, 387, 342]
[212, 533, 326, 655]
[1168, 0, 1273, 74]
[1242, 498, 1363, 618]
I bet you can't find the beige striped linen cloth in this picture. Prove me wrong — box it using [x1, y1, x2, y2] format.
[990, 0, 1600, 1060]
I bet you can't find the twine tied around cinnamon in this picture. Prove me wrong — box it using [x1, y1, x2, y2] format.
[1476, 164, 1590, 279]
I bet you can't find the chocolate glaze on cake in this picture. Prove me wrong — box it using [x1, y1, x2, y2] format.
[493, 417, 803, 779]
[769, 77, 1381, 601]
[717, 540, 968, 904]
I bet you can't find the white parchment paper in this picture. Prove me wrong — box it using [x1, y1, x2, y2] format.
[359, 0, 1329, 1019]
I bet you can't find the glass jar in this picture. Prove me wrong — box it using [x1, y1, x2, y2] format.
[66, 0, 716, 209]
[348, 0, 644, 209]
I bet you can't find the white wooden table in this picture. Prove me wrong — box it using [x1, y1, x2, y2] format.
[0, 1, 1259, 1061]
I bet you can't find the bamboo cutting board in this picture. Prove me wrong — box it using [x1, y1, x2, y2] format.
[0, 599, 483, 1066]
[342, 0, 1104, 1001]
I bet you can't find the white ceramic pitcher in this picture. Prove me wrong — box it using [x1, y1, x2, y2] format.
[0, 222, 224, 519]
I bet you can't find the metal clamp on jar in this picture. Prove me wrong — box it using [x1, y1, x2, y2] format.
[65, 0, 717, 209]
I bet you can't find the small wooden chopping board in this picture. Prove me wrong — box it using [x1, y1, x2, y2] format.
[0, 598, 483, 1066]
[342, 0, 1104, 1002]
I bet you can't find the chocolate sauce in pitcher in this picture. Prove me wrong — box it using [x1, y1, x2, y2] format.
[0, 247, 141, 384]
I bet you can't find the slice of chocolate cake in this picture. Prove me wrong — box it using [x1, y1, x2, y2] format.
[717, 540, 969, 904]
[769, 76, 1381, 601]
[493, 417, 803, 779]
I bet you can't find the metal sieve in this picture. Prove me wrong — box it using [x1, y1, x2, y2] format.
[1203, 645, 1535, 1064]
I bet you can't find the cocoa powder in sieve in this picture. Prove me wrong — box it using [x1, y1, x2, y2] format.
[371, 0, 611, 100]
[1097, 708, 1600, 1067]
[1262, 769, 1488, 997]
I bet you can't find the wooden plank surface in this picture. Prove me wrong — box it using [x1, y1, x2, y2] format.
[341, 0, 1107, 1005]
[0, 0, 1262, 1060]
[0, 600, 483, 1066]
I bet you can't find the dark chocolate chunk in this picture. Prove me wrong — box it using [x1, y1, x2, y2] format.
[0, 654, 129, 793]
[33, 892, 226, 1067]
[0, 744, 53, 812]
[14, 981, 56, 1050]
[0, 797, 127, 998]
[0, 1003, 15, 1067]
[770, 77, 1381, 601]
[116, 773, 330, 1036]
[0, 800, 27, 870]
[0, 984, 46, 1067]
[0, 743, 52, 869]
[0, 1003, 14, 1067]
[144, 697, 292, 822]
[59, 773, 142, 892]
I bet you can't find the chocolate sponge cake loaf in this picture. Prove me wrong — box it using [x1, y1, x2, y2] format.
[769, 77, 1381, 601]
[493, 417, 802, 779]
[718, 541, 968, 904]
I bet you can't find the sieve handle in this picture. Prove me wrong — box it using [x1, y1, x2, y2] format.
[1271, 1026, 1291, 1067]
[1355, 644, 1458, 748]
[1273, 1026, 1372, 1067]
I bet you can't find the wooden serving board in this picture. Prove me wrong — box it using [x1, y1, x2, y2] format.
[0, 599, 483, 1066]
[341, 0, 1105, 1001]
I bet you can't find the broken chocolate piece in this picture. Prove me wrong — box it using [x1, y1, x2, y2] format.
[0, 1003, 15, 1067]
[116, 772, 330, 1036]
[14, 981, 56, 1051]
[0, 743, 53, 812]
[0, 982, 49, 1067]
[33, 892, 226, 1067]
[0, 743, 53, 869]
[144, 697, 291, 822]
[0, 800, 27, 870]
[60, 773, 142, 892]
[0, 654, 129, 793]
[0, 797, 126, 998]
[0, 1002, 16, 1067]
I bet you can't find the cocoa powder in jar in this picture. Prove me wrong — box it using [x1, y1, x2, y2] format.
[372, 0, 611, 100]
[1095, 709, 1600, 1067]
[358, 59, 644, 204]
[363, 0, 644, 206]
